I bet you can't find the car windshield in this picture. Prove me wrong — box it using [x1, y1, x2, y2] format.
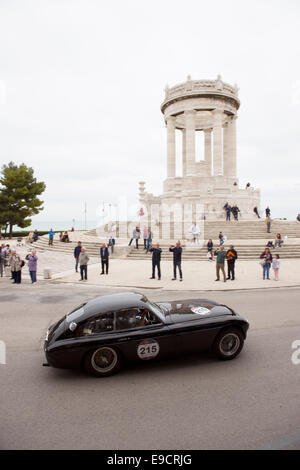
[148, 301, 165, 318]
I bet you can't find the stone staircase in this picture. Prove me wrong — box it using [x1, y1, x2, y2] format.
[87, 220, 300, 240]
[30, 237, 103, 258]
[126, 244, 300, 260]
[30, 220, 300, 260]
[125, 220, 300, 260]
[201, 220, 300, 239]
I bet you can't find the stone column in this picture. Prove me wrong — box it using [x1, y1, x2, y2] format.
[223, 121, 229, 176]
[184, 110, 196, 176]
[182, 129, 186, 177]
[212, 109, 223, 176]
[204, 129, 212, 176]
[225, 115, 237, 177]
[166, 116, 176, 178]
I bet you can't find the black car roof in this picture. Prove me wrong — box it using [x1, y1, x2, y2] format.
[83, 292, 150, 317]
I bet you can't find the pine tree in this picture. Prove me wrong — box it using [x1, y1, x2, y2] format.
[0, 162, 46, 237]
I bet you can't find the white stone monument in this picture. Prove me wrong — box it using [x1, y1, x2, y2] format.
[139, 75, 260, 239]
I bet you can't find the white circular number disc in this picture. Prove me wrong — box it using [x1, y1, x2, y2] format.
[191, 306, 210, 315]
[137, 339, 160, 360]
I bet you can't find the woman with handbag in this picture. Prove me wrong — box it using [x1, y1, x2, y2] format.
[260, 248, 273, 280]
[9, 251, 24, 284]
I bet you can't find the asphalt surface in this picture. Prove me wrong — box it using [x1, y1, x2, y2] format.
[0, 278, 300, 450]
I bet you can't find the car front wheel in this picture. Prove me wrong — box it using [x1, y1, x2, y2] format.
[213, 328, 244, 360]
[84, 346, 122, 377]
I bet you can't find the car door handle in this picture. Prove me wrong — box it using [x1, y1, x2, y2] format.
[117, 337, 131, 342]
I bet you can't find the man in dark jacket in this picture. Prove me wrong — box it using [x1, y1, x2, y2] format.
[108, 236, 115, 254]
[232, 205, 240, 221]
[33, 230, 39, 242]
[100, 243, 110, 275]
[169, 241, 183, 281]
[225, 204, 231, 221]
[74, 241, 82, 272]
[253, 206, 260, 218]
[150, 243, 162, 280]
[226, 245, 238, 280]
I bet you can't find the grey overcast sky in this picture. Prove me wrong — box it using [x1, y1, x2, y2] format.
[0, 0, 299, 225]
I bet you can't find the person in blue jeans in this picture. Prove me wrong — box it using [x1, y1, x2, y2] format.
[74, 241, 82, 272]
[48, 228, 55, 246]
[146, 228, 153, 253]
[260, 248, 272, 280]
[25, 251, 38, 283]
[169, 241, 183, 281]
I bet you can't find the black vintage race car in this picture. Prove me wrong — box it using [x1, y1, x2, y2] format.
[44, 292, 249, 377]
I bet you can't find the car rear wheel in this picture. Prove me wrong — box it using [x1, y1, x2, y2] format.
[213, 328, 244, 360]
[84, 346, 122, 377]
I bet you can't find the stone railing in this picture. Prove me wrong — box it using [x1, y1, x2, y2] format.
[163, 78, 238, 103]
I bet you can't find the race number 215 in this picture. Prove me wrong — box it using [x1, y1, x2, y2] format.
[0, 340, 6, 365]
[291, 340, 300, 365]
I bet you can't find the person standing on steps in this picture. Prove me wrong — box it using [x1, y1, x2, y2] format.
[108, 235, 115, 254]
[74, 241, 82, 273]
[48, 228, 55, 246]
[214, 245, 227, 282]
[190, 222, 200, 243]
[169, 241, 183, 281]
[265, 215, 272, 233]
[78, 247, 89, 281]
[100, 242, 110, 275]
[226, 245, 238, 281]
[232, 204, 240, 221]
[225, 204, 232, 221]
[207, 239, 214, 261]
[219, 232, 224, 246]
[150, 243, 162, 280]
[128, 226, 140, 249]
[223, 202, 229, 218]
[146, 227, 153, 253]
[143, 226, 148, 249]
[253, 206, 260, 218]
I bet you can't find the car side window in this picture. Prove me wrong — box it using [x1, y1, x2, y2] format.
[81, 312, 114, 335]
[116, 308, 160, 331]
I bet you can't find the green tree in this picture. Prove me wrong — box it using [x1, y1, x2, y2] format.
[0, 162, 46, 237]
[0, 191, 10, 235]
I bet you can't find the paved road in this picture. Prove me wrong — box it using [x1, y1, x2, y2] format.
[0, 279, 300, 450]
